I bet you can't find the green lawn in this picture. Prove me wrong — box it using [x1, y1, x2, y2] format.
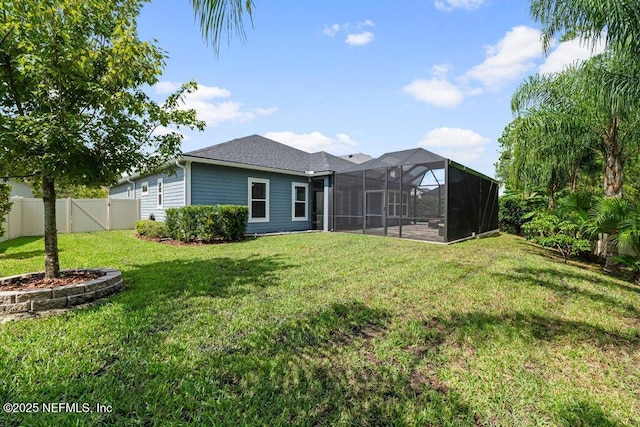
[0, 231, 639, 426]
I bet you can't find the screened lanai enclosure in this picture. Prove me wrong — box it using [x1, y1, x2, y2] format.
[333, 148, 498, 243]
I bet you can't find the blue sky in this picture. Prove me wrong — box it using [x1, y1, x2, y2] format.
[138, 0, 603, 178]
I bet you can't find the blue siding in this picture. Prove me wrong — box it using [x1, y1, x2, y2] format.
[191, 163, 311, 234]
[109, 167, 184, 221]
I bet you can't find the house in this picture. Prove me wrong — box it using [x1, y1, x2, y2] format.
[109, 135, 356, 234]
[339, 153, 374, 164]
[4, 179, 34, 198]
[109, 134, 499, 242]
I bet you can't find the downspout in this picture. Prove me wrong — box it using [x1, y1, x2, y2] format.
[125, 177, 135, 199]
[175, 160, 188, 206]
[125, 177, 139, 221]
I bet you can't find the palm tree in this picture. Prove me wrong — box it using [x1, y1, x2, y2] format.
[529, 0, 640, 55]
[190, 0, 254, 55]
[511, 55, 640, 199]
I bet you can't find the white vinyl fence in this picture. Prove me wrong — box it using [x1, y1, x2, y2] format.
[1, 197, 140, 242]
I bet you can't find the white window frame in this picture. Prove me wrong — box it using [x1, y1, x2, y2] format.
[388, 190, 409, 218]
[141, 181, 149, 196]
[291, 182, 309, 221]
[157, 178, 163, 209]
[248, 177, 269, 223]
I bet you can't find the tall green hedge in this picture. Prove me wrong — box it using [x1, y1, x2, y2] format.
[0, 183, 12, 239]
[165, 205, 248, 243]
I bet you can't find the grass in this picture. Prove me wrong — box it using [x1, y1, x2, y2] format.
[0, 231, 639, 426]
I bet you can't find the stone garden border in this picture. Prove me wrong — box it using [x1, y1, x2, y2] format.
[0, 268, 123, 315]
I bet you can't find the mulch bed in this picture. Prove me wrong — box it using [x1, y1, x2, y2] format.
[0, 271, 103, 292]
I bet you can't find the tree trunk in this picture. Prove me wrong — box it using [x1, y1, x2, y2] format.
[547, 172, 556, 210]
[603, 121, 623, 198]
[602, 121, 623, 273]
[569, 169, 578, 193]
[42, 175, 60, 278]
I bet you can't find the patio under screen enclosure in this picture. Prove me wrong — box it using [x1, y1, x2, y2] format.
[333, 148, 499, 243]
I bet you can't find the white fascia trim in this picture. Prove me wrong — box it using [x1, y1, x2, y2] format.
[291, 182, 309, 222]
[182, 156, 337, 177]
[115, 157, 334, 185]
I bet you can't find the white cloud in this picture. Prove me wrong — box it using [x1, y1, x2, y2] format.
[345, 31, 374, 46]
[357, 19, 375, 29]
[263, 131, 358, 154]
[463, 25, 543, 90]
[155, 83, 277, 127]
[187, 85, 231, 100]
[323, 23, 341, 37]
[539, 37, 607, 74]
[403, 78, 464, 108]
[154, 81, 181, 94]
[185, 100, 276, 127]
[154, 82, 231, 100]
[435, 0, 486, 11]
[417, 127, 489, 163]
[432, 63, 453, 78]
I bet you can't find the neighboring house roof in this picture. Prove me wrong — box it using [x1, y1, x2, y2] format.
[4, 179, 34, 198]
[184, 134, 355, 174]
[340, 153, 374, 164]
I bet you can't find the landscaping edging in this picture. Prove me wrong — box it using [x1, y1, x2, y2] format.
[0, 268, 123, 314]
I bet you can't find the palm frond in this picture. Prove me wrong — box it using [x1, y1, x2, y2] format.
[190, 0, 254, 56]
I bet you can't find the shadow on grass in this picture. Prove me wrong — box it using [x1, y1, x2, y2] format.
[181, 301, 482, 426]
[0, 236, 44, 259]
[502, 266, 640, 318]
[412, 311, 636, 425]
[557, 401, 624, 427]
[439, 311, 639, 350]
[4, 300, 485, 426]
[122, 255, 293, 303]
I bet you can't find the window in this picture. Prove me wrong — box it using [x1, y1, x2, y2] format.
[141, 182, 149, 195]
[157, 178, 163, 209]
[388, 191, 409, 217]
[248, 178, 269, 222]
[291, 182, 308, 221]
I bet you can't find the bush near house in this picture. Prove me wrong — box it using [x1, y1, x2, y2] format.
[135, 220, 168, 239]
[165, 205, 248, 243]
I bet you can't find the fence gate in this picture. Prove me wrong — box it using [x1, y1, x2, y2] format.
[70, 199, 109, 233]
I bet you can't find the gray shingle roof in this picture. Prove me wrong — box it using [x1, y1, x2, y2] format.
[184, 134, 355, 174]
[339, 153, 374, 164]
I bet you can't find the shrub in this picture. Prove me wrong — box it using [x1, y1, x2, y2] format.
[498, 191, 545, 235]
[523, 212, 591, 262]
[135, 220, 168, 239]
[165, 208, 179, 240]
[195, 206, 220, 243]
[218, 205, 249, 241]
[0, 183, 12, 239]
[164, 205, 247, 243]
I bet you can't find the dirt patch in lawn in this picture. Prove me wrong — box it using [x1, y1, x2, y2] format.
[0, 270, 103, 291]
